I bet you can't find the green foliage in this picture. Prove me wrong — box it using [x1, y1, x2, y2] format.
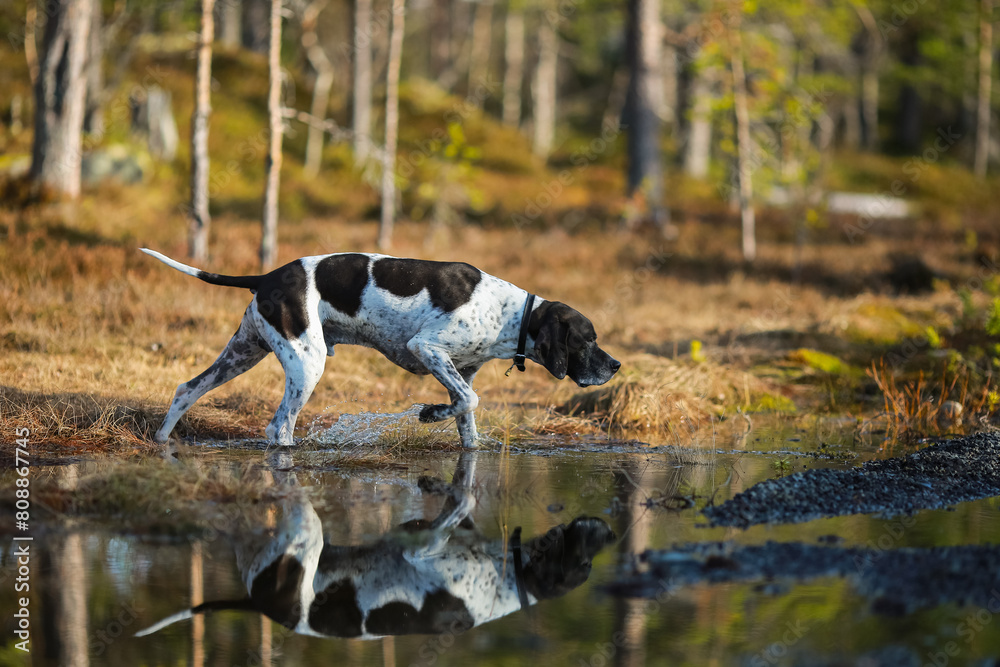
[986, 298, 1000, 337]
[925, 326, 942, 350]
[404, 121, 486, 226]
[959, 288, 977, 322]
[987, 390, 1000, 413]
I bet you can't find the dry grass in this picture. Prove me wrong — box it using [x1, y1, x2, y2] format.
[866, 360, 998, 446]
[3, 182, 999, 454]
[1, 455, 309, 534]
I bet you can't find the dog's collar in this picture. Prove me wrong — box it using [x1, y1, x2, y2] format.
[506, 293, 536, 376]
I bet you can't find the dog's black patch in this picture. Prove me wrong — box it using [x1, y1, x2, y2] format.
[309, 578, 364, 637]
[249, 554, 306, 630]
[256, 260, 310, 340]
[315, 253, 371, 316]
[372, 258, 482, 312]
[365, 589, 474, 635]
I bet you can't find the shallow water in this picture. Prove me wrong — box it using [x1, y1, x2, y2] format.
[4, 420, 1000, 666]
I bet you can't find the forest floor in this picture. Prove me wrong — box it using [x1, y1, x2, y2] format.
[2, 193, 999, 461]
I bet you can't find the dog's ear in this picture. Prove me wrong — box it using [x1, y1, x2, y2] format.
[534, 317, 568, 380]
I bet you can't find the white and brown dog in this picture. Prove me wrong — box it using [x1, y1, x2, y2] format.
[142, 249, 620, 447]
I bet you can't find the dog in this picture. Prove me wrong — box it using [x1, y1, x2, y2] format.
[142, 249, 620, 447]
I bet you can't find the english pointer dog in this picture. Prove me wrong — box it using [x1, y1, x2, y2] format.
[142, 248, 620, 447]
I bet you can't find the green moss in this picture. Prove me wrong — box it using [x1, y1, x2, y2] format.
[845, 303, 924, 345]
[745, 393, 797, 413]
[787, 348, 863, 378]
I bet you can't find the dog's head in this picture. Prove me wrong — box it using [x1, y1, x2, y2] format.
[530, 301, 620, 387]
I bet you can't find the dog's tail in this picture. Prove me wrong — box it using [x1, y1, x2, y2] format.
[135, 598, 257, 637]
[141, 248, 263, 290]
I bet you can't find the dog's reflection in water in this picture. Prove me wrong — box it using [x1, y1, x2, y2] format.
[136, 456, 615, 639]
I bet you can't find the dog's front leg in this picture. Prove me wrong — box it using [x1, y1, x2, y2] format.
[452, 367, 481, 447]
[405, 339, 480, 448]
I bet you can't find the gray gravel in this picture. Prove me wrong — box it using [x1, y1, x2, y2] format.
[703, 430, 1000, 528]
[608, 540, 1000, 615]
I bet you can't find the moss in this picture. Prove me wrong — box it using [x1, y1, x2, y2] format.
[788, 348, 863, 378]
[845, 302, 924, 345]
[744, 393, 798, 413]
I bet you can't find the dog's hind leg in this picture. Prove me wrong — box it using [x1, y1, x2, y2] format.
[265, 333, 327, 446]
[155, 312, 269, 443]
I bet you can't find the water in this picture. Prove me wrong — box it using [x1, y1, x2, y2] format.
[3, 420, 1000, 666]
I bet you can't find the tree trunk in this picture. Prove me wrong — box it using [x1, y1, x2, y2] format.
[242, 0, 270, 53]
[442, 0, 471, 93]
[895, 35, 922, 154]
[841, 64, 861, 150]
[30, 0, 93, 199]
[853, 5, 881, 151]
[83, 0, 103, 136]
[624, 0, 667, 226]
[189, 0, 215, 262]
[468, 0, 494, 96]
[301, 0, 334, 178]
[378, 0, 405, 250]
[661, 42, 677, 128]
[353, 0, 373, 162]
[975, 0, 993, 179]
[260, 0, 283, 270]
[683, 65, 712, 178]
[729, 18, 755, 263]
[216, 0, 241, 47]
[502, 5, 524, 127]
[25, 0, 39, 88]
[429, 0, 450, 79]
[532, 10, 557, 158]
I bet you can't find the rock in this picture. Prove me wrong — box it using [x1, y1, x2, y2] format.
[81, 145, 147, 185]
[938, 401, 963, 425]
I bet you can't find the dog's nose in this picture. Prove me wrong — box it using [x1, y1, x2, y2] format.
[610, 359, 621, 373]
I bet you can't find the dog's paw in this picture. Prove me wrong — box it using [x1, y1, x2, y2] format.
[418, 403, 449, 423]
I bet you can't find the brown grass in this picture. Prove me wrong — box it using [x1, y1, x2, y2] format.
[4, 455, 309, 534]
[865, 360, 997, 447]
[3, 180, 999, 454]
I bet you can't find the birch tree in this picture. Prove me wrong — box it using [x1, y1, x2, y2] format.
[260, 0, 284, 269]
[30, 0, 93, 199]
[297, 0, 335, 177]
[468, 0, 494, 96]
[974, 0, 993, 179]
[378, 0, 405, 250]
[532, 9, 558, 157]
[624, 0, 667, 226]
[503, 1, 524, 127]
[189, 0, 215, 262]
[353, 0, 373, 162]
[683, 66, 713, 178]
[728, 10, 755, 263]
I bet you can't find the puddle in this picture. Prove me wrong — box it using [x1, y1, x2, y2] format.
[3, 423, 1000, 665]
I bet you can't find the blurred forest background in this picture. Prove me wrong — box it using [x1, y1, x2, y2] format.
[3, 0, 999, 250]
[2, 0, 1000, 449]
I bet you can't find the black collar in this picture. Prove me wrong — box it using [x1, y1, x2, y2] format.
[507, 293, 535, 376]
